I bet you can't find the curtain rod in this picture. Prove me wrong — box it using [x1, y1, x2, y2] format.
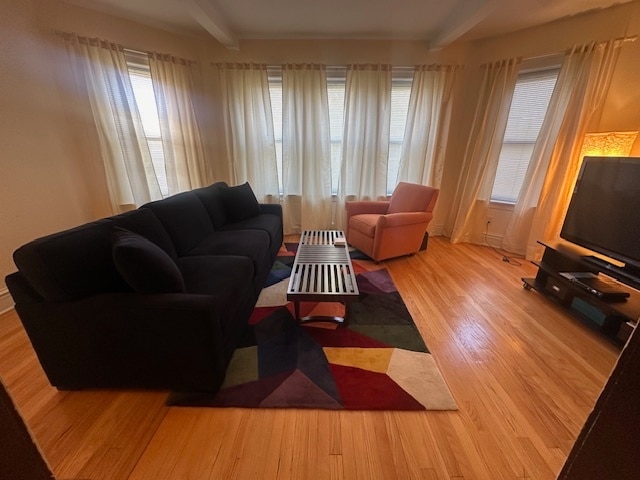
[54, 30, 197, 65]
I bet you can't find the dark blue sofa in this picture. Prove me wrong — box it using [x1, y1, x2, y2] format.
[5, 182, 283, 392]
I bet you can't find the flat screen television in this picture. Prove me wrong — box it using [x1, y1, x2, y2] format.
[560, 156, 640, 285]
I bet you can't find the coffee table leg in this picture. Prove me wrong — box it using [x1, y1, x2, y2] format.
[294, 301, 300, 322]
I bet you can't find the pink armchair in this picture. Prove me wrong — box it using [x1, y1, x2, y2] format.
[345, 182, 439, 262]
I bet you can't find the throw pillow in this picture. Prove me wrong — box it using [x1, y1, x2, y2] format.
[220, 182, 262, 222]
[111, 229, 186, 294]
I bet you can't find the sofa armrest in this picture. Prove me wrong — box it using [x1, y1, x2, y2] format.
[15, 292, 230, 391]
[259, 203, 283, 218]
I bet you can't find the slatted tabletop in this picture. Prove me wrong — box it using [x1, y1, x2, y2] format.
[286, 230, 359, 322]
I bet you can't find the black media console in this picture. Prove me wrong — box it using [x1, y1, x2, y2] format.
[522, 240, 640, 346]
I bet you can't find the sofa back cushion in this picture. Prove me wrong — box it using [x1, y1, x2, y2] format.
[193, 182, 229, 229]
[13, 220, 129, 302]
[110, 208, 177, 258]
[141, 191, 214, 255]
[12, 209, 176, 302]
[219, 182, 262, 222]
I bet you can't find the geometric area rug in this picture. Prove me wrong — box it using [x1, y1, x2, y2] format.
[167, 244, 457, 410]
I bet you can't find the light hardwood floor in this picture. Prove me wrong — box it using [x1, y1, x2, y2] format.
[0, 237, 620, 480]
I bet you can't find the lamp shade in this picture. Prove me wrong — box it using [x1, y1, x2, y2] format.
[580, 131, 638, 158]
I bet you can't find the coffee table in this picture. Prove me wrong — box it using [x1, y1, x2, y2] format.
[286, 230, 360, 324]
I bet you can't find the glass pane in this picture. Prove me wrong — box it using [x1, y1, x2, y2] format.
[128, 72, 161, 138]
[147, 138, 168, 197]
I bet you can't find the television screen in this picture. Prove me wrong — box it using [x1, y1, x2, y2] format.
[560, 156, 640, 274]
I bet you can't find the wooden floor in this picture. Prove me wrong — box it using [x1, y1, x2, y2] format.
[0, 237, 620, 480]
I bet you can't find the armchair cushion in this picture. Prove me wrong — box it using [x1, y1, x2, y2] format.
[388, 182, 438, 214]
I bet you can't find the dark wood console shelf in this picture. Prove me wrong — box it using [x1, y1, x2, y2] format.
[523, 240, 640, 346]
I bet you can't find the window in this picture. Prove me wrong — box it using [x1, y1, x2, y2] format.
[267, 66, 412, 195]
[388, 69, 413, 194]
[267, 67, 283, 192]
[490, 67, 560, 204]
[124, 50, 168, 197]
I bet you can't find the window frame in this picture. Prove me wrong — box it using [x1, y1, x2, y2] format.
[267, 65, 413, 197]
[490, 60, 561, 205]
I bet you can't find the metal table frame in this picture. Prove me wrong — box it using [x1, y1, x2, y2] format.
[286, 230, 360, 324]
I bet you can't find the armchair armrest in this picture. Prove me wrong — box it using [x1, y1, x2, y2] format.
[377, 211, 432, 228]
[345, 201, 390, 217]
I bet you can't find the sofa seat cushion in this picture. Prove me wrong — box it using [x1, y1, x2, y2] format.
[348, 214, 379, 238]
[112, 229, 186, 294]
[218, 213, 283, 252]
[176, 255, 254, 335]
[187, 230, 271, 275]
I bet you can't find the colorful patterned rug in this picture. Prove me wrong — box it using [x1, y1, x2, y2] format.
[167, 244, 457, 410]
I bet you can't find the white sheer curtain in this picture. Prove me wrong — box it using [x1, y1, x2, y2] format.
[502, 39, 627, 259]
[397, 65, 458, 189]
[282, 64, 333, 233]
[449, 58, 521, 244]
[148, 52, 210, 194]
[63, 34, 161, 213]
[336, 64, 392, 229]
[215, 63, 279, 202]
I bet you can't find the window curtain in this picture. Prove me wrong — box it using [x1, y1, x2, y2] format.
[397, 65, 458, 188]
[336, 64, 392, 229]
[448, 58, 521, 244]
[282, 64, 333, 233]
[62, 34, 161, 213]
[148, 52, 211, 194]
[502, 39, 627, 260]
[215, 63, 279, 202]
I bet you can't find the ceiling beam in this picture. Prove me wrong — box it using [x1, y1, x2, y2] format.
[429, 0, 498, 50]
[180, 0, 239, 49]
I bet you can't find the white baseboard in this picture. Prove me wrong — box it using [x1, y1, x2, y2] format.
[430, 224, 446, 236]
[0, 288, 14, 315]
[483, 233, 504, 248]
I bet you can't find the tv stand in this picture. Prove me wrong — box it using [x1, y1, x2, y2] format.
[522, 241, 640, 346]
[582, 256, 640, 289]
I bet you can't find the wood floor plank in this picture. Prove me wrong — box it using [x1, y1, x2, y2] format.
[0, 237, 620, 479]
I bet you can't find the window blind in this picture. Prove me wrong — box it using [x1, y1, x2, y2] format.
[491, 68, 559, 204]
[124, 50, 168, 197]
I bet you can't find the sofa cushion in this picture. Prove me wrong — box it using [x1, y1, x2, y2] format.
[109, 208, 177, 258]
[187, 229, 271, 282]
[142, 191, 215, 256]
[176, 255, 254, 335]
[13, 221, 130, 302]
[220, 182, 262, 222]
[193, 182, 229, 229]
[112, 229, 186, 294]
[218, 212, 283, 255]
